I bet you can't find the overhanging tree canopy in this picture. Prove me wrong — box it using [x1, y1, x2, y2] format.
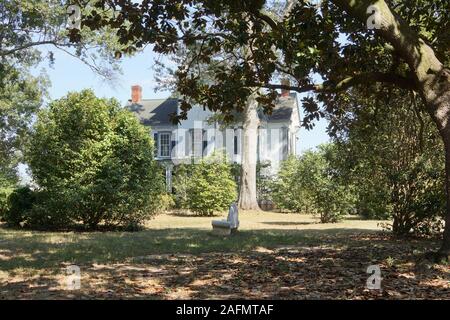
[77, 0, 450, 257]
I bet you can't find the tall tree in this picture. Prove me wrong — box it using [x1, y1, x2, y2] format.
[238, 92, 260, 210]
[80, 0, 450, 257]
[238, 2, 294, 210]
[0, 63, 47, 187]
[0, 0, 127, 186]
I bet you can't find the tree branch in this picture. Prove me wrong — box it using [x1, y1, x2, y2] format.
[252, 11, 278, 30]
[0, 40, 64, 57]
[263, 72, 416, 94]
[331, 0, 443, 81]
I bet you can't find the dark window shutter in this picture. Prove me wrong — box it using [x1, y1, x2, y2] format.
[171, 140, 176, 157]
[202, 130, 207, 156]
[153, 132, 159, 157]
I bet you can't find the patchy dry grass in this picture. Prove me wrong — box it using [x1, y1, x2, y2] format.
[0, 211, 448, 299]
[146, 211, 385, 230]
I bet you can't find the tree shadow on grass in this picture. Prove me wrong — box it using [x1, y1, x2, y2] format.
[0, 227, 363, 271]
[0, 225, 447, 299]
[0, 227, 438, 269]
[0, 274, 66, 299]
[1, 233, 446, 299]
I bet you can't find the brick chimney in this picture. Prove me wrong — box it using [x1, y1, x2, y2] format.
[281, 79, 290, 97]
[131, 85, 142, 103]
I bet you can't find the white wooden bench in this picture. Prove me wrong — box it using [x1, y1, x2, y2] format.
[212, 202, 239, 236]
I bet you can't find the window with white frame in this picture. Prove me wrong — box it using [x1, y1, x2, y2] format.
[159, 132, 171, 157]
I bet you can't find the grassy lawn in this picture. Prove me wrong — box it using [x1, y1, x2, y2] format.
[0, 211, 448, 299]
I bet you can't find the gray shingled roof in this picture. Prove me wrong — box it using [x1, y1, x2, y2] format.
[127, 98, 178, 127]
[127, 93, 297, 126]
[262, 93, 297, 122]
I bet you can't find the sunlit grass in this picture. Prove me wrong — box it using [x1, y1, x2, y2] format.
[0, 211, 388, 272]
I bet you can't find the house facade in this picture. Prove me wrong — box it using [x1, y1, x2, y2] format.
[126, 85, 300, 190]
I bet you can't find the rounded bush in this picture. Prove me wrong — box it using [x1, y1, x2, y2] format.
[184, 152, 237, 216]
[25, 90, 164, 229]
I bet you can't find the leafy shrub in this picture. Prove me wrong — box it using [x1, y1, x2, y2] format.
[2, 187, 36, 227]
[355, 176, 392, 220]
[271, 156, 306, 213]
[0, 187, 13, 220]
[24, 90, 164, 230]
[256, 161, 274, 205]
[328, 89, 446, 236]
[157, 193, 176, 212]
[25, 190, 74, 229]
[389, 156, 445, 237]
[314, 182, 356, 223]
[185, 152, 237, 216]
[1, 187, 73, 229]
[272, 145, 356, 222]
[172, 164, 192, 209]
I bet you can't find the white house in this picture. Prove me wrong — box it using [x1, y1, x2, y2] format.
[126, 85, 300, 189]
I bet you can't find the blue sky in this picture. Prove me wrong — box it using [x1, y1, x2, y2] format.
[33, 46, 170, 102]
[33, 45, 330, 154]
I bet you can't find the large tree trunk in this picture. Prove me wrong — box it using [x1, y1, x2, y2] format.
[440, 132, 450, 256]
[420, 68, 450, 257]
[238, 94, 260, 210]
